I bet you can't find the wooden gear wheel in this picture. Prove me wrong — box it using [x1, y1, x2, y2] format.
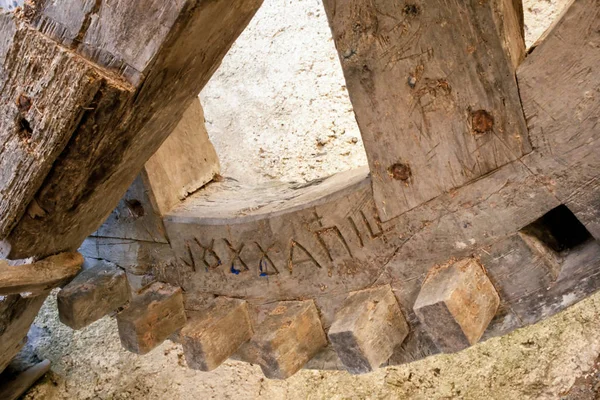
[0, 0, 598, 381]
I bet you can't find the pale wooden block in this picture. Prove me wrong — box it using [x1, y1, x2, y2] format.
[116, 282, 186, 354]
[414, 258, 500, 353]
[181, 297, 252, 371]
[58, 263, 130, 330]
[244, 301, 327, 379]
[328, 285, 409, 374]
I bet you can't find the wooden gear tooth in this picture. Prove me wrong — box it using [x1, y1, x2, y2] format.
[243, 301, 327, 379]
[328, 285, 409, 374]
[180, 297, 253, 372]
[116, 282, 186, 355]
[414, 258, 500, 353]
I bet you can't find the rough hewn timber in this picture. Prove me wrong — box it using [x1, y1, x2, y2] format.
[518, 0, 600, 240]
[328, 285, 409, 374]
[142, 97, 220, 216]
[0, 13, 133, 239]
[57, 263, 130, 330]
[414, 258, 500, 353]
[242, 301, 327, 379]
[0, 252, 83, 296]
[0, 294, 48, 373]
[0, 359, 50, 400]
[322, 0, 530, 222]
[116, 282, 186, 355]
[2, 0, 263, 259]
[181, 297, 252, 371]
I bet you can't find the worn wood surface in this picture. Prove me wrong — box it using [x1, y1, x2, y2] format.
[323, 0, 530, 222]
[2, 0, 263, 259]
[0, 294, 48, 373]
[116, 282, 186, 355]
[181, 297, 252, 371]
[0, 359, 50, 400]
[57, 263, 130, 329]
[93, 175, 168, 243]
[0, 252, 83, 296]
[414, 258, 500, 353]
[242, 301, 327, 379]
[0, 14, 133, 240]
[518, 0, 600, 239]
[143, 97, 220, 216]
[328, 285, 408, 374]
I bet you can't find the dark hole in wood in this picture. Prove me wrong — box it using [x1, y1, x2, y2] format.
[18, 117, 33, 141]
[403, 4, 420, 16]
[125, 199, 145, 218]
[520, 205, 593, 254]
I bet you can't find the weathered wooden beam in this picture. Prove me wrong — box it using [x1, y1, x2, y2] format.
[0, 359, 50, 400]
[518, 0, 600, 239]
[243, 301, 327, 379]
[328, 285, 409, 374]
[0, 252, 83, 296]
[413, 258, 500, 353]
[142, 97, 220, 216]
[0, 294, 48, 373]
[0, 13, 133, 240]
[181, 297, 252, 371]
[57, 263, 130, 330]
[322, 0, 530, 222]
[2, 0, 263, 259]
[116, 282, 186, 355]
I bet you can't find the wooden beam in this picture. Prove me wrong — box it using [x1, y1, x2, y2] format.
[142, 97, 220, 216]
[0, 359, 50, 400]
[0, 13, 133, 240]
[518, 0, 600, 239]
[322, 0, 530, 222]
[0, 252, 83, 296]
[1, 0, 263, 259]
[0, 294, 48, 373]
[57, 263, 130, 330]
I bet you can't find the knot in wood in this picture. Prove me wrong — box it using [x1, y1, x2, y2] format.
[471, 110, 494, 134]
[389, 163, 412, 182]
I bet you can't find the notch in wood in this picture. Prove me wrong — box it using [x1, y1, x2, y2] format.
[414, 258, 499, 353]
[181, 297, 252, 371]
[116, 282, 186, 355]
[58, 263, 130, 330]
[328, 285, 409, 374]
[244, 300, 327, 379]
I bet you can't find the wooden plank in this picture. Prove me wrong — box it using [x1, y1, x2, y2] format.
[0, 294, 48, 373]
[57, 263, 130, 329]
[142, 97, 220, 216]
[2, 0, 263, 259]
[116, 282, 186, 355]
[518, 0, 600, 235]
[323, 0, 530, 222]
[328, 285, 408, 374]
[0, 252, 83, 296]
[0, 15, 133, 239]
[181, 297, 252, 371]
[413, 258, 500, 353]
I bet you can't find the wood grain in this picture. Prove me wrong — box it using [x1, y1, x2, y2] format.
[0, 252, 83, 296]
[323, 0, 530, 222]
[3, 0, 263, 259]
